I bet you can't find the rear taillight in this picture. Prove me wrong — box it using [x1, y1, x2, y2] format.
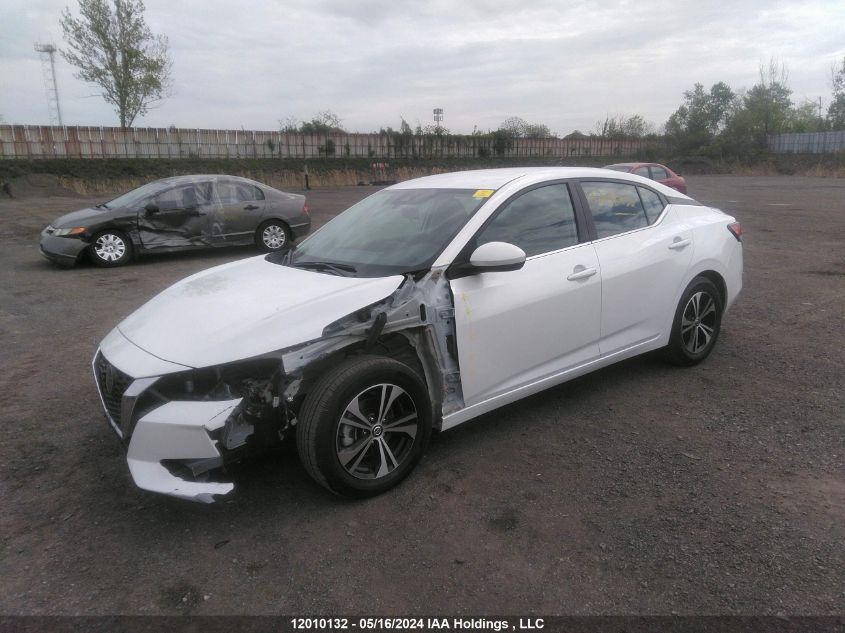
[302, 201, 310, 216]
[727, 222, 742, 242]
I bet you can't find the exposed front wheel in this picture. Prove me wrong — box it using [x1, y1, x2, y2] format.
[296, 356, 432, 497]
[89, 230, 133, 267]
[256, 220, 290, 252]
[664, 276, 723, 366]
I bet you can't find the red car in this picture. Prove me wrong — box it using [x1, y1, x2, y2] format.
[603, 162, 687, 194]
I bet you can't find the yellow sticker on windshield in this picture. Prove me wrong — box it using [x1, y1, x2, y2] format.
[472, 189, 495, 199]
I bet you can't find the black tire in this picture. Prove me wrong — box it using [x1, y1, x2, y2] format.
[663, 276, 723, 366]
[255, 219, 291, 252]
[296, 355, 433, 497]
[89, 230, 133, 267]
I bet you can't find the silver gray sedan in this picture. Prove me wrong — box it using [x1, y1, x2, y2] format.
[40, 175, 310, 267]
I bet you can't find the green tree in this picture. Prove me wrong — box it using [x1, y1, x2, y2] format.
[498, 116, 553, 138]
[787, 100, 823, 133]
[665, 83, 736, 153]
[595, 114, 654, 139]
[499, 116, 526, 137]
[522, 122, 552, 138]
[621, 114, 654, 138]
[60, 0, 172, 128]
[828, 57, 845, 129]
[299, 110, 345, 134]
[741, 60, 793, 143]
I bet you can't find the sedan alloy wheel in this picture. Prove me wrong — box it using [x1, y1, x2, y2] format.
[336, 383, 419, 480]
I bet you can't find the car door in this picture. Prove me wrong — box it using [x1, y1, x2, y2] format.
[577, 180, 693, 356]
[209, 180, 266, 243]
[449, 182, 602, 407]
[138, 182, 213, 249]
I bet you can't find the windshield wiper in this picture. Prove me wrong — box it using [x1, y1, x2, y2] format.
[95, 203, 109, 209]
[291, 261, 357, 276]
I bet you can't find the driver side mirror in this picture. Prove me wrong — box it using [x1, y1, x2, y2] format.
[469, 242, 527, 272]
[144, 202, 159, 215]
[448, 241, 527, 279]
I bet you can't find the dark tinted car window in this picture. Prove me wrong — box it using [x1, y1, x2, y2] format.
[155, 184, 208, 211]
[581, 181, 649, 238]
[476, 184, 578, 257]
[638, 187, 665, 223]
[651, 166, 668, 180]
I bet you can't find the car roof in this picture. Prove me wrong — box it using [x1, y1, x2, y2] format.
[388, 167, 658, 190]
[390, 166, 694, 202]
[157, 174, 261, 186]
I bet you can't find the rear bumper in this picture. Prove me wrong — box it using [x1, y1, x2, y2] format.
[289, 218, 311, 240]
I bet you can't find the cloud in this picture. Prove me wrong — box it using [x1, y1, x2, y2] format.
[1, 0, 842, 133]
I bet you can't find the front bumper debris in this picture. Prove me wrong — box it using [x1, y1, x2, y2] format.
[127, 399, 242, 503]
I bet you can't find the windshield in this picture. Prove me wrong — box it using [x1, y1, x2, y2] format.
[290, 188, 490, 277]
[106, 180, 171, 209]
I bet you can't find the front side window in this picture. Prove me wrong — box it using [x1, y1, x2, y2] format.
[155, 184, 209, 211]
[475, 184, 578, 257]
[581, 181, 649, 239]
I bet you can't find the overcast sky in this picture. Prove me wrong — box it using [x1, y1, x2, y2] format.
[1, 0, 843, 134]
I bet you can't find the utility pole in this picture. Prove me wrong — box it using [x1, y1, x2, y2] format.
[34, 43, 63, 126]
[433, 108, 444, 130]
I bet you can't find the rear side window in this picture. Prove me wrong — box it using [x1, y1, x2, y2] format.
[638, 187, 665, 223]
[651, 166, 668, 180]
[581, 181, 649, 239]
[476, 184, 578, 257]
[216, 182, 264, 204]
[634, 166, 650, 177]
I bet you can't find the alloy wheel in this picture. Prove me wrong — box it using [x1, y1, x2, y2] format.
[335, 383, 418, 480]
[681, 290, 717, 354]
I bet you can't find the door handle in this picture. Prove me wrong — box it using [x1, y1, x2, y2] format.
[566, 266, 598, 281]
[669, 237, 691, 250]
[244, 204, 260, 210]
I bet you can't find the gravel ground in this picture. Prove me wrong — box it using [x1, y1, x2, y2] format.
[0, 175, 842, 615]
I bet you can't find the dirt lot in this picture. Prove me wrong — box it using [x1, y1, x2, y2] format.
[0, 175, 842, 615]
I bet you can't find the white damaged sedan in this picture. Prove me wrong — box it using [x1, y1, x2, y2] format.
[93, 167, 743, 502]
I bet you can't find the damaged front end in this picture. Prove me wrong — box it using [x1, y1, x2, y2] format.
[94, 350, 295, 503]
[93, 269, 464, 503]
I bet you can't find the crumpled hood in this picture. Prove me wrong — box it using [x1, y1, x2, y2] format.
[117, 255, 404, 368]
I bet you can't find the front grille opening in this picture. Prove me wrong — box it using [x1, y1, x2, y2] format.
[94, 352, 132, 428]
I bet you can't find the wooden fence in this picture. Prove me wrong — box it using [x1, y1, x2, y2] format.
[0, 125, 665, 160]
